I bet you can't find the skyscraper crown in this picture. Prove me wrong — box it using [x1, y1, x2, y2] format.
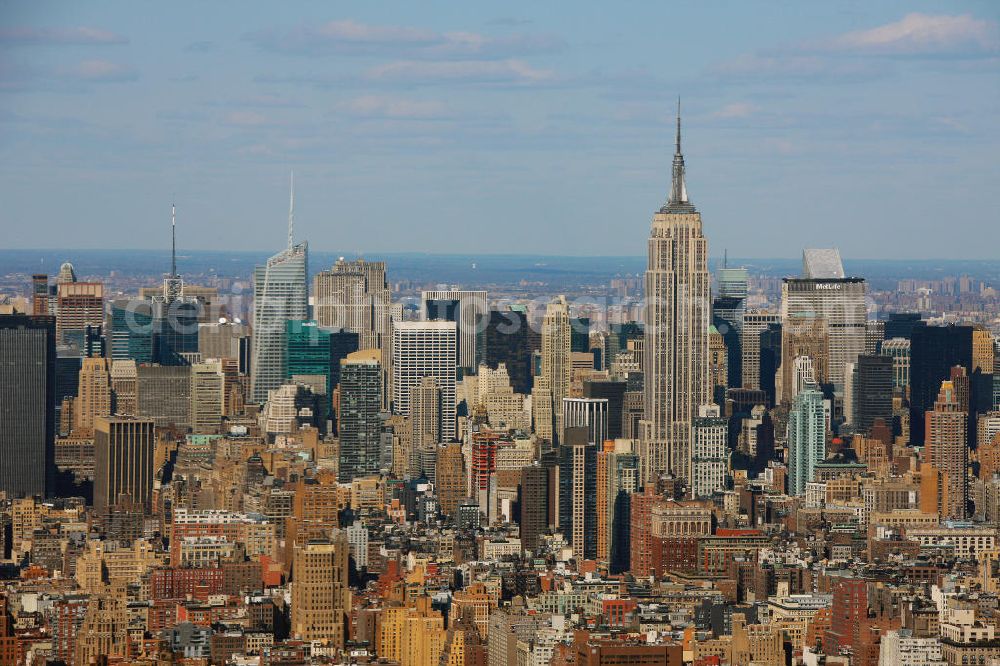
[661, 99, 696, 214]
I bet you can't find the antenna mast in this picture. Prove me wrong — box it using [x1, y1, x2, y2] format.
[287, 171, 295, 250]
[171, 203, 177, 276]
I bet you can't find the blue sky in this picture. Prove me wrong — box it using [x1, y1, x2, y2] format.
[1, 1, 998, 258]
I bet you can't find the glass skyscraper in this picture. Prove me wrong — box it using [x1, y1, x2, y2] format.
[251, 241, 308, 404]
[286, 320, 360, 403]
[713, 266, 748, 388]
[788, 382, 826, 496]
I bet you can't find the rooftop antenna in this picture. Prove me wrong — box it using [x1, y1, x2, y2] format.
[164, 202, 183, 302]
[171, 202, 177, 277]
[724, 248, 728, 269]
[287, 171, 295, 250]
[675, 96, 681, 155]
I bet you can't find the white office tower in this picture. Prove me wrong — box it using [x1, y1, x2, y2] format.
[640, 106, 710, 484]
[346, 521, 369, 569]
[391, 321, 457, 441]
[692, 404, 728, 499]
[421, 289, 488, 377]
[788, 376, 827, 496]
[250, 180, 308, 404]
[781, 248, 867, 391]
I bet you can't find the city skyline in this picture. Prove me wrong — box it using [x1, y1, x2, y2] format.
[4, 4, 1000, 664]
[1, 2, 998, 258]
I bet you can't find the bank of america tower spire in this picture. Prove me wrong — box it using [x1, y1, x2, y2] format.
[640, 102, 711, 488]
[250, 173, 309, 403]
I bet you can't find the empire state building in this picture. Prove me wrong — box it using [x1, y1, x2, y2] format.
[640, 105, 710, 487]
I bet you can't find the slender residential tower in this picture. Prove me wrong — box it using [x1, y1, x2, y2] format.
[640, 103, 710, 486]
[250, 174, 309, 403]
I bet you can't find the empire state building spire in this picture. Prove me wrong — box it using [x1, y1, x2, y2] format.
[642, 96, 709, 486]
[663, 98, 695, 213]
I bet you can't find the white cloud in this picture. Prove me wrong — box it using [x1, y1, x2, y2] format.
[816, 13, 999, 56]
[365, 59, 554, 84]
[312, 19, 438, 45]
[62, 59, 137, 82]
[712, 102, 758, 119]
[247, 19, 562, 59]
[0, 26, 128, 45]
[711, 53, 877, 82]
[338, 95, 454, 119]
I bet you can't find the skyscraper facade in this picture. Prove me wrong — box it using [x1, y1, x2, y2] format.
[483, 310, 533, 395]
[93, 416, 155, 515]
[151, 298, 201, 365]
[596, 440, 639, 573]
[285, 320, 359, 402]
[0, 314, 56, 497]
[787, 381, 826, 496]
[32, 274, 49, 316]
[851, 354, 893, 436]
[391, 321, 457, 441]
[909, 325, 973, 446]
[411, 376, 442, 480]
[713, 266, 748, 388]
[421, 289, 488, 378]
[563, 397, 609, 448]
[583, 379, 627, 440]
[641, 110, 710, 485]
[137, 365, 191, 430]
[741, 311, 780, 391]
[435, 443, 466, 517]
[558, 426, 597, 561]
[691, 404, 728, 499]
[290, 532, 350, 647]
[56, 282, 104, 347]
[758, 323, 782, 407]
[190, 360, 224, 434]
[708, 325, 728, 404]
[338, 352, 383, 482]
[881, 337, 911, 393]
[779, 314, 829, 403]
[519, 463, 555, 555]
[251, 240, 308, 403]
[781, 251, 867, 391]
[924, 374, 968, 519]
[884, 313, 925, 340]
[541, 296, 572, 442]
[109, 298, 200, 366]
[313, 259, 396, 354]
[74, 357, 112, 436]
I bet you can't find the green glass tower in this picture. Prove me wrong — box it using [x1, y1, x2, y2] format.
[286, 320, 360, 400]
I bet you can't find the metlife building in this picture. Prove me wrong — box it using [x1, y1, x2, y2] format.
[781, 250, 868, 392]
